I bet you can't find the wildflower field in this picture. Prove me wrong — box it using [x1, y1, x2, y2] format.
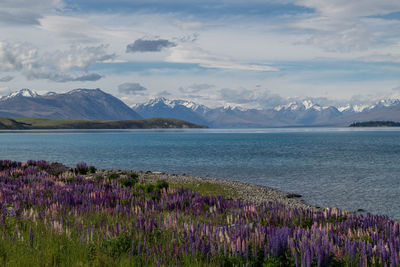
[0, 160, 399, 266]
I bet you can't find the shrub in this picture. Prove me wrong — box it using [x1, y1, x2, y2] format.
[119, 178, 136, 188]
[76, 162, 89, 175]
[155, 180, 169, 191]
[89, 166, 97, 174]
[144, 184, 155, 193]
[108, 173, 119, 180]
[129, 172, 139, 180]
[101, 234, 131, 258]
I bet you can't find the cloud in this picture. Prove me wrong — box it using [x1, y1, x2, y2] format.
[157, 90, 172, 97]
[0, 41, 111, 82]
[166, 46, 279, 71]
[179, 83, 215, 93]
[71, 73, 103, 82]
[49, 45, 116, 72]
[292, 0, 400, 52]
[294, 0, 400, 18]
[173, 20, 204, 31]
[218, 87, 287, 108]
[118, 82, 148, 95]
[0, 76, 13, 82]
[0, 87, 11, 96]
[173, 33, 199, 43]
[0, 0, 64, 26]
[126, 39, 176, 53]
[361, 53, 400, 63]
[26, 71, 103, 82]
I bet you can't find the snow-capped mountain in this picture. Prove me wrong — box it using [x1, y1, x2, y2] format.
[135, 97, 210, 113]
[0, 88, 141, 120]
[274, 100, 331, 112]
[0, 88, 39, 101]
[338, 99, 400, 114]
[133, 97, 209, 126]
[132, 97, 400, 127]
[271, 100, 342, 126]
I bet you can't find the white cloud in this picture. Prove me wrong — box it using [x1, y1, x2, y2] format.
[0, 76, 14, 82]
[361, 53, 400, 63]
[118, 82, 148, 95]
[166, 45, 279, 71]
[173, 20, 204, 31]
[291, 0, 400, 53]
[49, 45, 116, 72]
[0, 41, 113, 82]
[295, 0, 400, 18]
[218, 87, 287, 108]
[179, 83, 215, 93]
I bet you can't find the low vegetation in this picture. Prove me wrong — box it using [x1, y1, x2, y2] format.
[0, 160, 399, 266]
[349, 121, 400, 127]
[0, 117, 207, 130]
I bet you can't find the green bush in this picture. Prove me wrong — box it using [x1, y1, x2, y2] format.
[155, 180, 169, 191]
[76, 162, 89, 175]
[119, 178, 136, 188]
[108, 173, 119, 180]
[101, 234, 131, 258]
[129, 172, 139, 180]
[89, 166, 97, 174]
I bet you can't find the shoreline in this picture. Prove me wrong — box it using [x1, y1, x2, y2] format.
[96, 169, 318, 210]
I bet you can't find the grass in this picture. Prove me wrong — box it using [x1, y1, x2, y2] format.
[0, 117, 208, 129]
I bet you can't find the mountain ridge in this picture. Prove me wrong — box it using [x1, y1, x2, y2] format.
[0, 88, 141, 120]
[133, 97, 400, 128]
[2, 88, 400, 128]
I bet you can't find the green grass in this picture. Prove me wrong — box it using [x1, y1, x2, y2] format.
[0, 117, 208, 129]
[0, 117, 30, 129]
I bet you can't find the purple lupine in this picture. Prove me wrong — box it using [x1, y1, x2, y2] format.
[0, 160, 399, 266]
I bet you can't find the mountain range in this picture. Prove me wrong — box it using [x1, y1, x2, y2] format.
[1, 88, 400, 127]
[133, 97, 400, 127]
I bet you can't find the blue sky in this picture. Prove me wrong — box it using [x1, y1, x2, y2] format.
[1, 0, 400, 108]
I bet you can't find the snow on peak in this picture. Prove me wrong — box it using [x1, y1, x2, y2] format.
[302, 100, 314, 110]
[141, 97, 209, 112]
[375, 98, 400, 107]
[1, 88, 39, 101]
[337, 99, 400, 113]
[274, 100, 324, 112]
[146, 97, 175, 108]
[174, 100, 198, 110]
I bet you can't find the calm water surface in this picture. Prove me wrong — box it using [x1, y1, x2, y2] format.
[0, 128, 399, 219]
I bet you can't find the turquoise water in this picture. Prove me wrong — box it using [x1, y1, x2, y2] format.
[0, 128, 399, 219]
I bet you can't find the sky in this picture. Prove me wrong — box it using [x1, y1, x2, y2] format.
[1, 0, 400, 108]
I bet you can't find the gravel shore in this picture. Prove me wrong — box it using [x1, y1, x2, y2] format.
[138, 171, 316, 210]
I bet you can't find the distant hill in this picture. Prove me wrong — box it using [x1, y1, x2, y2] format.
[349, 121, 400, 127]
[0, 117, 207, 130]
[0, 88, 141, 120]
